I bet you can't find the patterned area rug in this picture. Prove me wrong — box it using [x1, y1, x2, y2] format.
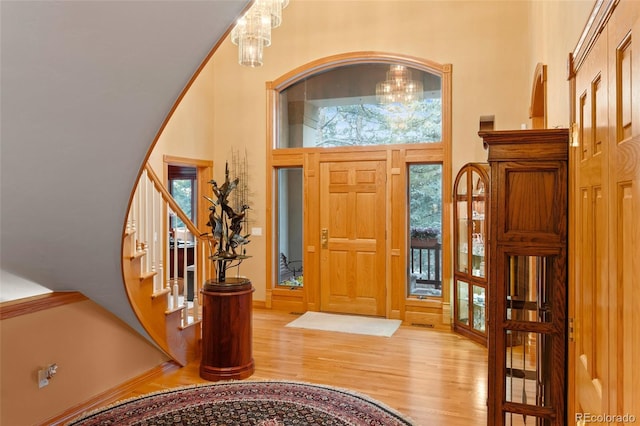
[67, 380, 414, 425]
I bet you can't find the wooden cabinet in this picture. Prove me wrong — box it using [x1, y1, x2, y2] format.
[480, 129, 568, 426]
[453, 163, 489, 345]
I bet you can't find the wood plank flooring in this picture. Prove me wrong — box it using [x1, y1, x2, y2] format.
[117, 308, 488, 425]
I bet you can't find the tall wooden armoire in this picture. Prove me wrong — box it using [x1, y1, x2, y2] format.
[480, 129, 568, 426]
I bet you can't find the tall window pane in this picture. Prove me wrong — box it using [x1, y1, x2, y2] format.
[408, 164, 442, 297]
[168, 165, 196, 230]
[277, 168, 303, 287]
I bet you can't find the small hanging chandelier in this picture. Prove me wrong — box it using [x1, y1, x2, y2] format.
[231, 0, 289, 67]
[376, 65, 424, 104]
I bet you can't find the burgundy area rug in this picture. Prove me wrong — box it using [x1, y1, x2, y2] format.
[67, 380, 414, 425]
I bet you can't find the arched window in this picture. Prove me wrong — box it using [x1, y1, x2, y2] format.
[277, 62, 442, 148]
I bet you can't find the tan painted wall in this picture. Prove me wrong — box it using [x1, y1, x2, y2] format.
[206, 0, 534, 301]
[148, 61, 217, 173]
[154, 0, 595, 302]
[527, 1, 594, 128]
[0, 299, 168, 425]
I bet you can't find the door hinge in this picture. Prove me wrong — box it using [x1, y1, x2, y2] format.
[568, 317, 574, 342]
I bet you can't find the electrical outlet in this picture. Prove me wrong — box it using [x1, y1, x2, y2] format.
[37, 363, 58, 388]
[38, 369, 49, 388]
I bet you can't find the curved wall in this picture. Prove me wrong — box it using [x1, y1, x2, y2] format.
[0, 1, 248, 336]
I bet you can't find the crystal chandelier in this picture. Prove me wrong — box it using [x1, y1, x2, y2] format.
[376, 65, 424, 104]
[230, 0, 289, 67]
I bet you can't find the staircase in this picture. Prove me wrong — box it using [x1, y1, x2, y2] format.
[122, 163, 211, 366]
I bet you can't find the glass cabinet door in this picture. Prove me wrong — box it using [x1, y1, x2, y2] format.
[471, 170, 486, 278]
[456, 170, 468, 274]
[472, 285, 486, 333]
[453, 163, 489, 346]
[456, 280, 469, 325]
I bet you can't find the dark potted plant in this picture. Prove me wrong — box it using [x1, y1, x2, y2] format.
[199, 161, 255, 381]
[202, 162, 251, 285]
[410, 226, 440, 248]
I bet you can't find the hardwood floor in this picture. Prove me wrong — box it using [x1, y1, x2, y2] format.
[118, 308, 488, 425]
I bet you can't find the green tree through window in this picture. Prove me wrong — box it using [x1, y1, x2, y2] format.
[409, 164, 442, 297]
[168, 165, 196, 230]
[171, 179, 192, 228]
[409, 164, 442, 233]
[317, 100, 442, 147]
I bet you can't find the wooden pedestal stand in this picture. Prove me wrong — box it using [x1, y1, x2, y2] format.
[199, 277, 254, 381]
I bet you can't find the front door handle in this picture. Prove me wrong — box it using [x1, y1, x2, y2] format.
[321, 228, 329, 248]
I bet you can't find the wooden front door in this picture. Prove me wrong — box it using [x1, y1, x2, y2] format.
[319, 160, 386, 316]
[573, 22, 608, 419]
[570, 1, 640, 421]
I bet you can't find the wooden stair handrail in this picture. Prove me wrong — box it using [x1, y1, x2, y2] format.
[122, 163, 207, 366]
[144, 163, 204, 238]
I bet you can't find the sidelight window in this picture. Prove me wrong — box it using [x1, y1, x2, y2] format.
[408, 163, 443, 297]
[276, 167, 304, 287]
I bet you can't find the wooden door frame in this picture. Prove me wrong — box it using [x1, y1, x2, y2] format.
[264, 52, 452, 326]
[267, 145, 450, 322]
[529, 62, 547, 129]
[162, 155, 213, 234]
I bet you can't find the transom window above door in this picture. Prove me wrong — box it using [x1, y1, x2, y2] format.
[277, 63, 442, 149]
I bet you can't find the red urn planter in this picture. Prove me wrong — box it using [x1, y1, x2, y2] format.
[199, 277, 254, 381]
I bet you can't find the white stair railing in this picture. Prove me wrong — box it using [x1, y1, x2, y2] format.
[127, 163, 209, 328]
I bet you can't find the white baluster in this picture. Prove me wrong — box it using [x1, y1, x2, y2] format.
[137, 175, 144, 253]
[149, 179, 154, 275]
[157, 186, 163, 292]
[140, 175, 145, 274]
[131, 183, 137, 254]
[193, 293, 200, 321]
[166, 209, 171, 294]
[149, 180, 156, 290]
[126, 203, 132, 235]
[201, 240, 205, 286]
[142, 171, 149, 275]
[172, 283, 179, 309]
[183, 231, 188, 300]
[182, 305, 188, 327]
[192, 236, 197, 297]
[173, 225, 178, 289]
[156, 188, 163, 293]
